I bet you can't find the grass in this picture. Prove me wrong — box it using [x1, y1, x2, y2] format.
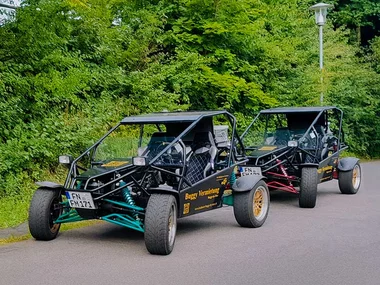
[0, 167, 67, 229]
[0, 234, 31, 245]
[340, 151, 373, 162]
[0, 195, 33, 229]
[0, 164, 102, 244]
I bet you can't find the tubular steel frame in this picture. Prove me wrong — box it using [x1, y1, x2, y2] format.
[242, 107, 346, 195]
[53, 111, 242, 232]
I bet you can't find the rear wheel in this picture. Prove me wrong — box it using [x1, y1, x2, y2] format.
[339, 163, 361, 194]
[299, 167, 318, 208]
[28, 188, 62, 240]
[144, 194, 177, 255]
[233, 180, 270, 228]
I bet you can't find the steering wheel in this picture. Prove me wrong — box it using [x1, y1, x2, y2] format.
[298, 135, 314, 149]
[154, 140, 185, 167]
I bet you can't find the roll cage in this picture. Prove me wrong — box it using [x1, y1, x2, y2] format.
[241, 107, 346, 174]
[63, 111, 243, 202]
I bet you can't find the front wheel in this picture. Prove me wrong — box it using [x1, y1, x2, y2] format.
[299, 167, 318, 208]
[339, 163, 361, 194]
[28, 188, 62, 240]
[144, 194, 177, 255]
[233, 180, 270, 228]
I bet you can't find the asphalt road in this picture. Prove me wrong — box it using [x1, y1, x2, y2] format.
[1, 161, 379, 285]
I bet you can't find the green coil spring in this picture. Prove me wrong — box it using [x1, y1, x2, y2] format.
[229, 171, 236, 185]
[121, 184, 135, 207]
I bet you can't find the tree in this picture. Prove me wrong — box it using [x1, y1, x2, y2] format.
[331, 0, 380, 45]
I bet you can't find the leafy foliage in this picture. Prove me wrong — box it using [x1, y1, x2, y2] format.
[331, 0, 380, 44]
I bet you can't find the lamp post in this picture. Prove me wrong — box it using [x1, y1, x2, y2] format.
[0, 3, 16, 9]
[0, 1, 18, 25]
[0, 0, 17, 9]
[310, 2, 333, 105]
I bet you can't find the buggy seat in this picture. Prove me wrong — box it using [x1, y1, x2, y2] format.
[183, 132, 217, 186]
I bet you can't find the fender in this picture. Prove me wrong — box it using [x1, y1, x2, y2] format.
[149, 186, 179, 196]
[338, 157, 360, 172]
[35, 181, 64, 189]
[232, 175, 265, 193]
[300, 163, 319, 168]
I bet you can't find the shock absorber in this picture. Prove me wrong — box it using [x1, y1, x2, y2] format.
[276, 159, 293, 187]
[229, 171, 237, 186]
[118, 181, 138, 219]
[119, 181, 135, 206]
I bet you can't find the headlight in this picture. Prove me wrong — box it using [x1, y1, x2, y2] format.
[59, 155, 73, 165]
[133, 156, 147, 166]
[287, 141, 298, 147]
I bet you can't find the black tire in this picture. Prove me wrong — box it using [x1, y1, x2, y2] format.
[233, 180, 270, 228]
[299, 167, 318, 208]
[28, 188, 62, 240]
[339, 162, 361, 194]
[144, 194, 177, 255]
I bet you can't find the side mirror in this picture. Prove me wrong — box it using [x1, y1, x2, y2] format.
[59, 155, 74, 168]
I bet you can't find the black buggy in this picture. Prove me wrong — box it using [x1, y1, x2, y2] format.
[240, 107, 361, 208]
[28, 111, 270, 255]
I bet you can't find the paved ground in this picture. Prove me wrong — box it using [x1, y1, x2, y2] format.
[1, 161, 379, 285]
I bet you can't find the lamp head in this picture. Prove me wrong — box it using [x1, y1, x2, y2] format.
[310, 2, 333, 26]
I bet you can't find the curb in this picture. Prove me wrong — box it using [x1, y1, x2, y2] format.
[0, 222, 29, 239]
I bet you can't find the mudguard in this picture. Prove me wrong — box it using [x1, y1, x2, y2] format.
[300, 163, 319, 168]
[232, 175, 265, 192]
[149, 186, 179, 196]
[35, 181, 63, 189]
[338, 157, 360, 172]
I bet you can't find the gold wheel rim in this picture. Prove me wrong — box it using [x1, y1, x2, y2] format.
[352, 168, 357, 186]
[352, 165, 361, 189]
[254, 189, 264, 217]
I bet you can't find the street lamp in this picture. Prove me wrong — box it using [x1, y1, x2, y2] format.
[0, 0, 18, 10]
[310, 2, 333, 105]
[0, 1, 18, 25]
[0, 3, 16, 9]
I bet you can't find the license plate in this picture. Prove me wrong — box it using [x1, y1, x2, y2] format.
[66, 191, 96, 209]
[240, 167, 262, 177]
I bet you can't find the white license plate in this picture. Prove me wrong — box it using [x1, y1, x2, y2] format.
[66, 191, 96, 209]
[240, 167, 262, 177]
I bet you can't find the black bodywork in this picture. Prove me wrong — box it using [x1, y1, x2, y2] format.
[240, 107, 349, 193]
[50, 111, 246, 229]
